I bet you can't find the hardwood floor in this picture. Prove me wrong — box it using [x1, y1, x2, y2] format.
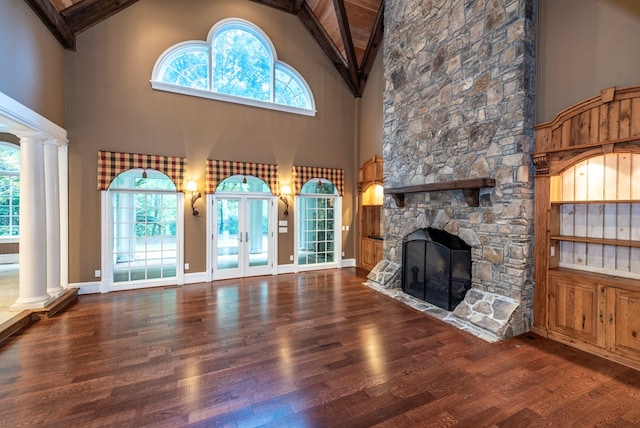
[0, 268, 639, 427]
[0, 264, 19, 325]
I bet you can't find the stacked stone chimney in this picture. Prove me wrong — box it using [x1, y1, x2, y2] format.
[381, 0, 537, 338]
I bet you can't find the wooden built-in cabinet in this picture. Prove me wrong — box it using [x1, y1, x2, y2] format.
[360, 236, 383, 271]
[548, 269, 640, 362]
[533, 86, 640, 369]
[358, 156, 384, 271]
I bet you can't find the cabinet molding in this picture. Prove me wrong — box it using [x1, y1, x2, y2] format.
[534, 86, 640, 370]
[358, 156, 384, 271]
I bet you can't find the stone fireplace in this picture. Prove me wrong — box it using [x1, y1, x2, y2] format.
[375, 0, 537, 340]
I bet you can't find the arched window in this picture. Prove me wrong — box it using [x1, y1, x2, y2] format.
[108, 168, 179, 284]
[297, 178, 341, 268]
[156, 43, 209, 90]
[151, 18, 315, 116]
[0, 143, 20, 239]
[215, 174, 271, 193]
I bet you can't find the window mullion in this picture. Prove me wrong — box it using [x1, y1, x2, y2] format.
[271, 62, 275, 103]
[209, 46, 213, 91]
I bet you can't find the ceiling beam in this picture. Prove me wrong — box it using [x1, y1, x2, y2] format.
[359, 1, 384, 84]
[249, 0, 304, 14]
[23, 0, 74, 49]
[332, 0, 361, 96]
[24, 0, 380, 97]
[297, 3, 359, 97]
[253, 0, 364, 96]
[62, 0, 141, 34]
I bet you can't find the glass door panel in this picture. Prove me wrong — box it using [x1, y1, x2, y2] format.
[216, 198, 240, 274]
[298, 197, 336, 265]
[213, 195, 272, 279]
[247, 198, 269, 268]
[112, 191, 177, 283]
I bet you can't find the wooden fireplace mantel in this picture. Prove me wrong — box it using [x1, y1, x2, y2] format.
[385, 177, 495, 207]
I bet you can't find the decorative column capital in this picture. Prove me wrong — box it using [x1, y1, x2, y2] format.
[532, 153, 549, 175]
[14, 132, 45, 146]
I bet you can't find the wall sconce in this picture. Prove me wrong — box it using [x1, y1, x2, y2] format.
[279, 185, 291, 217]
[186, 180, 202, 216]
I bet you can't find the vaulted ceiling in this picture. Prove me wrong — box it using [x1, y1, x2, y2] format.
[23, 0, 384, 97]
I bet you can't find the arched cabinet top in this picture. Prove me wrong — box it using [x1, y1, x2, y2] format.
[358, 155, 383, 192]
[534, 86, 640, 176]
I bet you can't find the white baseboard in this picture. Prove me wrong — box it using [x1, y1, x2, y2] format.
[72, 281, 101, 295]
[342, 258, 356, 267]
[72, 262, 357, 294]
[184, 272, 208, 284]
[277, 264, 296, 274]
[0, 254, 18, 264]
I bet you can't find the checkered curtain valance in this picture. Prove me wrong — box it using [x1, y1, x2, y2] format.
[97, 150, 187, 191]
[293, 165, 344, 196]
[205, 159, 279, 194]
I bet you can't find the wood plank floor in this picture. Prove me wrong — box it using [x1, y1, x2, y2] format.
[0, 268, 639, 427]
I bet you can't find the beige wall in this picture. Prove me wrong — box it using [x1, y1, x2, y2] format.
[358, 48, 384, 166]
[537, 0, 640, 123]
[65, 0, 357, 282]
[356, 48, 384, 263]
[0, 0, 65, 126]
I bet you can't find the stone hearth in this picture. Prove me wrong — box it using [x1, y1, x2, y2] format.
[366, 260, 519, 341]
[380, 0, 537, 339]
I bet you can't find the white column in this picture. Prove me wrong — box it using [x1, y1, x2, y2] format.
[44, 141, 63, 297]
[11, 135, 52, 310]
[58, 144, 69, 289]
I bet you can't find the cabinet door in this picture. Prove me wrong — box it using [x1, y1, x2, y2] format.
[361, 239, 375, 271]
[549, 274, 600, 344]
[607, 288, 640, 359]
[373, 240, 383, 266]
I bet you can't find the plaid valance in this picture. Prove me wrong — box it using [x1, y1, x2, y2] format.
[97, 150, 186, 191]
[205, 159, 279, 194]
[293, 165, 344, 196]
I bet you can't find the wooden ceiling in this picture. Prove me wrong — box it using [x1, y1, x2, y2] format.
[23, 0, 384, 97]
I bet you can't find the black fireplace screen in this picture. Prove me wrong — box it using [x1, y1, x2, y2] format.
[402, 228, 471, 311]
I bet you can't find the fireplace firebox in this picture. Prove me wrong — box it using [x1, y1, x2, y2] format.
[402, 228, 471, 311]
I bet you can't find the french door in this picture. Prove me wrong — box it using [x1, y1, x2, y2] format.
[212, 195, 273, 279]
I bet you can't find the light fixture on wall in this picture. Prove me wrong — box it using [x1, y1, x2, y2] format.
[186, 180, 202, 216]
[279, 185, 291, 217]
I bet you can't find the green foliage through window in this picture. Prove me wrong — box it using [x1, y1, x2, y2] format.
[215, 175, 271, 234]
[0, 144, 20, 237]
[161, 47, 209, 90]
[212, 29, 271, 101]
[152, 18, 314, 114]
[109, 169, 178, 282]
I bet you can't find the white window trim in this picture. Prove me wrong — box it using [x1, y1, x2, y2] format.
[100, 189, 185, 293]
[150, 18, 316, 116]
[150, 81, 316, 116]
[294, 193, 342, 272]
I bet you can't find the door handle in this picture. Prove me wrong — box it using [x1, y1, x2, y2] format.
[239, 233, 243, 243]
[246, 232, 249, 242]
